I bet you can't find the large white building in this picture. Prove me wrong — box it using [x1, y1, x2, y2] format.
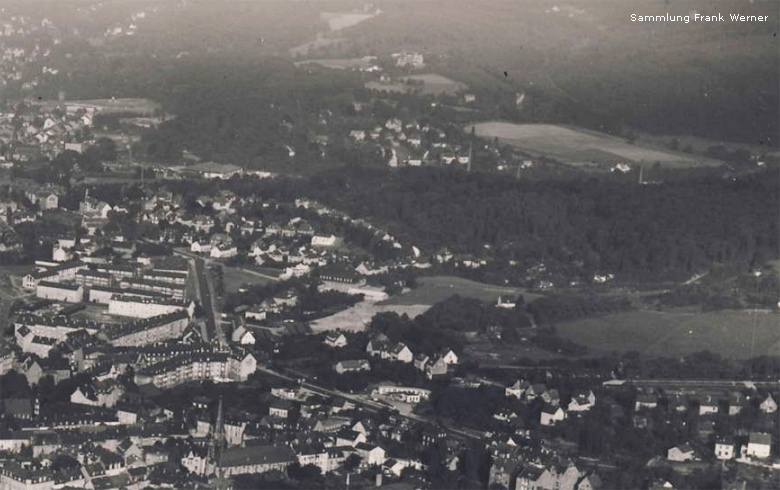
[14, 314, 100, 341]
[99, 310, 189, 347]
[23, 260, 84, 289]
[35, 281, 83, 303]
[134, 348, 257, 389]
[108, 294, 194, 319]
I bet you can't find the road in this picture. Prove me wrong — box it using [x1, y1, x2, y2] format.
[193, 257, 227, 347]
[604, 379, 780, 390]
[173, 247, 280, 282]
[256, 366, 483, 443]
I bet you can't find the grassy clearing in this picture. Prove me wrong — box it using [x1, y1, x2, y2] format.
[471, 122, 718, 168]
[309, 300, 430, 333]
[555, 309, 780, 359]
[381, 275, 541, 306]
[222, 266, 273, 294]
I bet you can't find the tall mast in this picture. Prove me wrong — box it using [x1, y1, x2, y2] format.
[208, 395, 226, 477]
[467, 125, 475, 172]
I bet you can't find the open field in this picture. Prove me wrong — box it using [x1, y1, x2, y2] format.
[381, 276, 542, 306]
[471, 122, 720, 169]
[465, 339, 567, 364]
[289, 34, 346, 57]
[222, 266, 274, 294]
[556, 309, 780, 359]
[634, 131, 780, 160]
[321, 11, 378, 31]
[310, 300, 430, 333]
[294, 57, 376, 70]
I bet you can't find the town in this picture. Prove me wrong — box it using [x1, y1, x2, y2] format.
[0, 1, 778, 490]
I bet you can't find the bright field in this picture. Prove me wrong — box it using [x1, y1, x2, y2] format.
[556, 309, 780, 359]
[381, 275, 542, 306]
[471, 122, 719, 168]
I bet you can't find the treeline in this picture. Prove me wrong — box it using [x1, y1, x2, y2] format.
[304, 166, 779, 282]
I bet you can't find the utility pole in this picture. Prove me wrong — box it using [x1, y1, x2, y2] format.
[467, 125, 475, 172]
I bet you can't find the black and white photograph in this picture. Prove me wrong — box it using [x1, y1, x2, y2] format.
[0, 0, 777, 489]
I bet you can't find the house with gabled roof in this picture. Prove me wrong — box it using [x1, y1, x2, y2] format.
[746, 432, 771, 459]
[568, 390, 596, 412]
[334, 359, 370, 374]
[759, 393, 777, 414]
[540, 404, 566, 426]
[324, 332, 347, 348]
[667, 443, 697, 462]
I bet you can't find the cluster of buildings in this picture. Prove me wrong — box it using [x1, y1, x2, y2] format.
[348, 116, 472, 169]
[366, 333, 459, 379]
[0, 102, 95, 164]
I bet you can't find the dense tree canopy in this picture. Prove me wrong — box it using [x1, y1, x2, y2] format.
[305, 166, 779, 282]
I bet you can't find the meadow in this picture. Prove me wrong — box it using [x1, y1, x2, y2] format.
[471, 122, 719, 169]
[555, 309, 780, 359]
[381, 275, 540, 306]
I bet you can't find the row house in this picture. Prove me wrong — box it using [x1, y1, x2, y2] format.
[14, 314, 100, 340]
[120, 278, 185, 300]
[134, 348, 257, 390]
[23, 260, 83, 289]
[98, 310, 189, 347]
[35, 281, 83, 303]
[108, 294, 193, 319]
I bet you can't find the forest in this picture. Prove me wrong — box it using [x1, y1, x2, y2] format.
[303, 165, 779, 282]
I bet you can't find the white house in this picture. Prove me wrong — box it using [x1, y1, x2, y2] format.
[211, 244, 238, 259]
[714, 440, 735, 460]
[667, 444, 696, 462]
[759, 394, 777, 414]
[52, 246, 70, 262]
[311, 234, 337, 247]
[324, 333, 348, 348]
[190, 241, 212, 254]
[746, 432, 772, 459]
[438, 348, 459, 365]
[231, 326, 256, 346]
[505, 379, 530, 399]
[355, 443, 386, 466]
[540, 406, 566, 426]
[334, 360, 370, 374]
[568, 390, 596, 412]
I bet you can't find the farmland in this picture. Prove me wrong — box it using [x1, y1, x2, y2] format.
[470, 122, 720, 169]
[381, 275, 541, 306]
[555, 309, 780, 359]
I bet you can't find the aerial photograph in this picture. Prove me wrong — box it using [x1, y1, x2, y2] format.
[0, 0, 777, 489]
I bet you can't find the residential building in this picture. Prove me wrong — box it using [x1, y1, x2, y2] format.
[746, 432, 771, 459]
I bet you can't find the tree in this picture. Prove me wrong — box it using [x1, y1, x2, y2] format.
[344, 453, 362, 472]
[85, 137, 118, 162]
[287, 463, 322, 481]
